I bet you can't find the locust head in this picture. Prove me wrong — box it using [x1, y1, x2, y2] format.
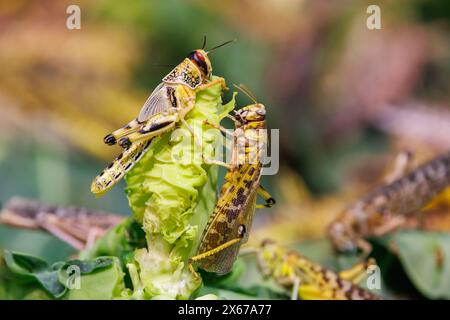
[234, 104, 266, 127]
[188, 49, 212, 81]
[188, 38, 236, 81]
[257, 239, 286, 276]
[327, 221, 358, 253]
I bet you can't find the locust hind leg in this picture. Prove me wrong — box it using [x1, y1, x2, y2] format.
[372, 215, 406, 237]
[256, 185, 276, 209]
[118, 112, 202, 150]
[201, 157, 234, 170]
[104, 118, 146, 146]
[118, 114, 178, 148]
[35, 213, 85, 251]
[355, 238, 373, 257]
[275, 276, 301, 300]
[298, 284, 337, 300]
[338, 258, 376, 284]
[279, 277, 300, 300]
[188, 237, 242, 280]
[85, 227, 106, 250]
[201, 119, 237, 169]
[91, 139, 153, 196]
[383, 150, 415, 184]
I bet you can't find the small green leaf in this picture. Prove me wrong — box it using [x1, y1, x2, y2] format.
[4, 251, 65, 297]
[394, 231, 450, 299]
[63, 258, 125, 300]
[2, 251, 123, 299]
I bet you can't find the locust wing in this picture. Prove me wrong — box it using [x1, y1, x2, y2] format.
[196, 167, 261, 275]
[137, 83, 175, 122]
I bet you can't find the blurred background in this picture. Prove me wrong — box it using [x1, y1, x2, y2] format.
[0, 0, 449, 263]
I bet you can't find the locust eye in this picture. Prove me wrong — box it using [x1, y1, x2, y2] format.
[195, 51, 205, 61]
[238, 224, 246, 237]
[188, 50, 208, 75]
[187, 51, 204, 63]
[256, 109, 266, 116]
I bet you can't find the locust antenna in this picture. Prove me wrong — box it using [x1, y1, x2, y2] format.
[233, 83, 258, 104]
[207, 38, 237, 53]
[202, 35, 207, 49]
[151, 63, 176, 68]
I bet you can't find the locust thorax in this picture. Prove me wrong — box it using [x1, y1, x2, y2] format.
[232, 104, 267, 166]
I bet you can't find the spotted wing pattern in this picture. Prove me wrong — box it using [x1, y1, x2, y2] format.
[196, 164, 262, 274]
[162, 58, 202, 89]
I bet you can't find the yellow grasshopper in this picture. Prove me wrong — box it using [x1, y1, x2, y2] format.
[328, 151, 450, 254]
[257, 240, 382, 300]
[91, 40, 234, 196]
[189, 88, 275, 276]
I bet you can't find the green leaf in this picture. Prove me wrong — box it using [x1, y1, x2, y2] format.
[2, 251, 124, 299]
[394, 231, 450, 299]
[63, 258, 125, 300]
[3, 251, 65, 297]
[0, 249, 52, 300]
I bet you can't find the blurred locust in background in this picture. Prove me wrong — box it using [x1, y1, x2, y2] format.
[257, 240, 381, 300]
[91, 39, 235, 196]
[0, 197, 123, 250]
[328, 151, 450, 254]
[189, 90, 275, 278]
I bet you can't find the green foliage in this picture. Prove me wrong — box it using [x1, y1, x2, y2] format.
[394, 231, 450, 299]
[62, 260, 125, 300]
[4, 227, 450, 299]
[0, 250, 124, 300]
